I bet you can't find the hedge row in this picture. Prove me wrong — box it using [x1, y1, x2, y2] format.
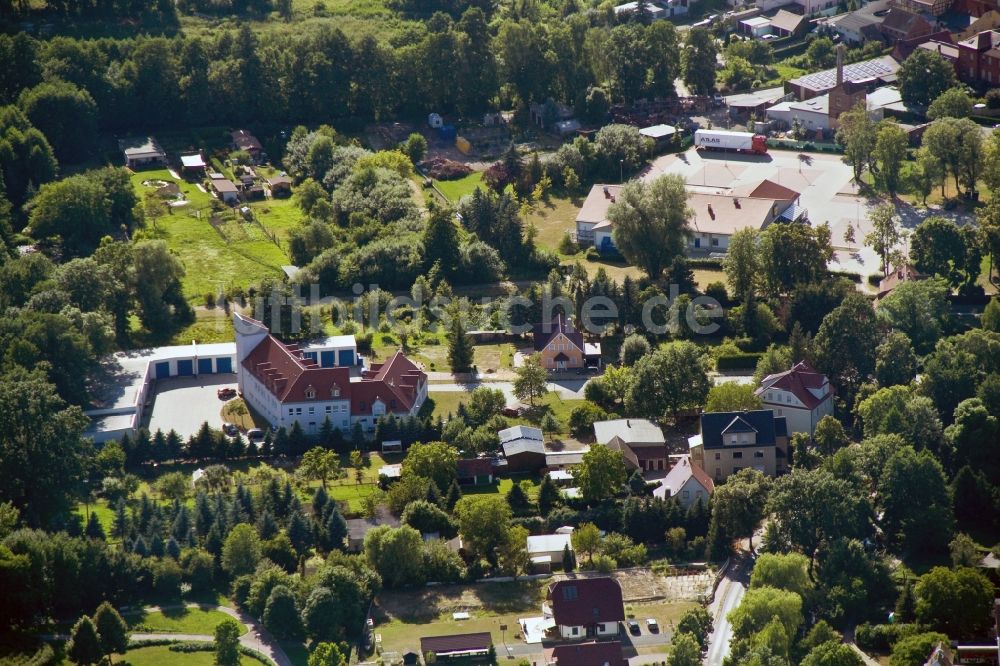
[716, 353, 763, 370]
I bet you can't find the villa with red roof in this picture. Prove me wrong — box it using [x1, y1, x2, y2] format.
[754, 361, 833, 436]
[234, 313, 427, 435]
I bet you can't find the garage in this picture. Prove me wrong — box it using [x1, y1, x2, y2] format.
[338, 350, 354, 366]
[177, 359, 194, 376]
[216, 357, 233, 373]
[321, 351, 335, 367]
[198, 358, 214, 374]
[155, 361, 170, 379]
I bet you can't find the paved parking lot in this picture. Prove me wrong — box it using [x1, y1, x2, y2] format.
[645, 147, 886, 277]
[145, 374, 238, 439]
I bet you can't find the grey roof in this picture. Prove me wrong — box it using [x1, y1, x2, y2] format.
[699, 410, 783, 449]
[721, 416, 757, 435]
[593, 418, 665, 446]
[499, 425, 543, 444]
[503, 438, 546, 457]
[788, 55, 900, 93]
[120, 136, 165, 158]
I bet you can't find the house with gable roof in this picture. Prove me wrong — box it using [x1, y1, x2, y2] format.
[688, 409, 789, 481]
[654, 454, 715, 507]
[532, 315, 602, 371]
[754, 361, 834, 436]
[545, 578, 625, 640]
[234, 313, 426, 435]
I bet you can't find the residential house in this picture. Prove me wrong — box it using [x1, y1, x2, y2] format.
[894, 0, 953, 16]
[346, 506, 400, 551]
[906, 36, 959, 64]
[785, 55, 900, 100]
[545, 578, 625, 640]
[457, 458, 494, 486]
[231, 129, 264, 160]
[956, 30, 1000, 86]
[594, 418, 668, 472]
[576, 185, 622, 249]
[234, 313, 427, 435]
[532, 315, 602, 371]
[825, 4, 888, 44]
[741, 15, 774, 36]
[419, 633, 493, 661]
[121, 136, 167, 169]
[688, 409, 789, 481]
[754, 361, 834, 436]
[546, 641, 628, 666]
[880, 7, 935, 41]
[653, 455, 715, 508]
[796, 0, 841, 16]
[210, 178, 240, 205]
[527, 533, 574, 572]
[500, 425, 547, 473]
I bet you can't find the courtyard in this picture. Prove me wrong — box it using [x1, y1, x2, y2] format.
[145, 374, 238, 439]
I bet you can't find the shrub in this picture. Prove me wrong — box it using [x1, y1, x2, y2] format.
[716, 353, 763, 370]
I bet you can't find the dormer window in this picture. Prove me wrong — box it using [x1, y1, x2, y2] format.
[304, 386, 316, 400]
[330, 385, 340, 398]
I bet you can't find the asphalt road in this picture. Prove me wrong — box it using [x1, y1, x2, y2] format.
[706, 557, 753, 666]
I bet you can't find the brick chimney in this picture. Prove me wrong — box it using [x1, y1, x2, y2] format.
[836, 43, 846, 87]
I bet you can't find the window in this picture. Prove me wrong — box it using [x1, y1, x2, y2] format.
[711, 237, 720, 246]
[715, 452, 721, 460]
[305, 387, 315, 400]
[682, 490, 690, 499]
[295, 407, 302, 415]
[563, 586, 578, 601]
[730, 435, 738, 444]
[571, 627, 579, 636]
[754, 451, 764, 458]
[733, 451, 743, 459]
[325, 406, 332, 414]
[308, 407, 315, 415]
[330, 386, 340, 398]
[287, 408, 293, 416]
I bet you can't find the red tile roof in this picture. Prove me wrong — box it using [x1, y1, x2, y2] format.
[547, 578, 625, 627]
[549, 641, 627, 666]
[420, 632, 492, 656]
[242, 337, 425, 413]
[755, 361, 831, 410]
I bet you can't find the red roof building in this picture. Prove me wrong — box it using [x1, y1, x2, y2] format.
[234, 313, 426, 437]
[754, 361, 834, 437]
[546, 578, 625, 640]
[547, 640, 628, 666]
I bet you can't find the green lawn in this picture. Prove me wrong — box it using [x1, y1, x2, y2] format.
[114, 645, 258, 666]
[434, 171, 485, 203]
[131, 168, 296, 302]
[429, 388, 583, 438]
[126, 608, 247, 636]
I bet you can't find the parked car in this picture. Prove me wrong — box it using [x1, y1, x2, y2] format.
[217, 387, 237, 400]
[646, 618, 659, 633]
[247, 428, 264, 442]
[627, 620, 641, 636]
[222, 423, 238, 436]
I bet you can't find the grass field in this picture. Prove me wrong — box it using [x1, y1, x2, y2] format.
[113, 645, 258, 666]
[435, 172, 485, 203]
[429, 388, 583, 438]
[126, 608, 247, 636]
[130, 168, 303, 302]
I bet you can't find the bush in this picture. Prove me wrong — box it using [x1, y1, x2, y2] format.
[856, 623, 924, 652]
[585, 247, 600, 260]
[705, 281, 728, 305]
[420, 157, 473, 180]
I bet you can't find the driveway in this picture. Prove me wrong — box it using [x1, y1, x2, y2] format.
[145, 374, 238, 439]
